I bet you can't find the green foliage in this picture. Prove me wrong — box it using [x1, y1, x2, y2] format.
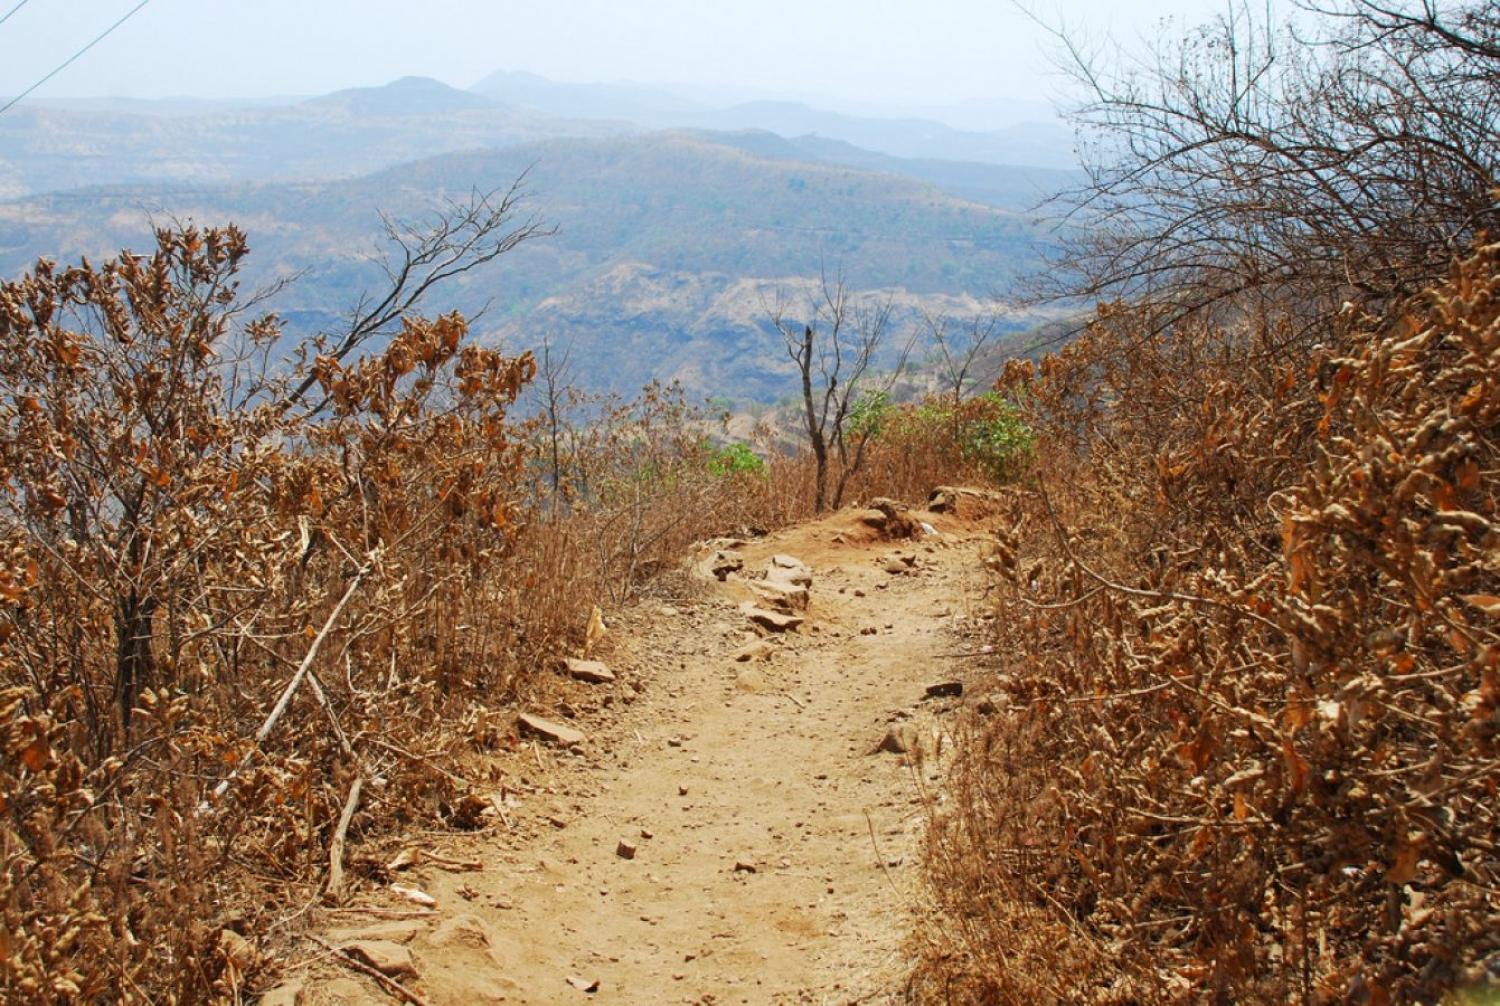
[881, 391, 1034, 483]
[958, 391, 1034, 481]
[847, 389, 892, 439]
[706, 441, 766, 478]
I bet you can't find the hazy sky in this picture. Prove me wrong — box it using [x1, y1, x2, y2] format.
[0, 0, 1226, 110]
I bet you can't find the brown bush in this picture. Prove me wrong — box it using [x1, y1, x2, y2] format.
[0, 226, 985, 1002]
[914, 244, 1500, 1003]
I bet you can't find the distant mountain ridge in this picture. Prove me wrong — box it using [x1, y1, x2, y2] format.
[0, 129, 1063, 399]
[470, 70, 1076, 170]
[0, 73, 1074, 202]
[303, 75, 499, 115]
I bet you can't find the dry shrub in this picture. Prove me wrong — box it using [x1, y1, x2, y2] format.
[915, 244, 1500, 1003]
[0, 226, 959, 1002]
[0, 226, 547, 1001]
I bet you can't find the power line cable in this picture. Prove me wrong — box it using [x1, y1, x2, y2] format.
[0, 0, 151, 116]
[0, 1, 34, 29]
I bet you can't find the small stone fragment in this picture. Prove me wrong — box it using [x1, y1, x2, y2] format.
[734, 666, 767, 693]
[741, 602, 803, 633]
[517, 712, 586, 748]
[733, 859, 757, 873]
[427, 914, 492, 950]
[257, 981, 304, 1006]
[566, 975, 601, 993]
[563, 658, 615, 684]
[924, 681, 964, 699]
[616, 839, 637, 860]
[748, 578, 809, 612]
[733, 639, 775, 662]
[389, 883, 437, 908]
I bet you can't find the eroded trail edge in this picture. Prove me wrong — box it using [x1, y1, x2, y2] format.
[284, 501, 997, 1006]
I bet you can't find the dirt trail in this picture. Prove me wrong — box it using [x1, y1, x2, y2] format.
[287, 501, 995, 1006]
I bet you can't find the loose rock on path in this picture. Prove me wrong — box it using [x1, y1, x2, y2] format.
[282, 501, 996, 1005]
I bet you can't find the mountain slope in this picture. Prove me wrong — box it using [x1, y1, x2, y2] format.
[0, 79, 633, 199]
[0, 132, 1057, 399]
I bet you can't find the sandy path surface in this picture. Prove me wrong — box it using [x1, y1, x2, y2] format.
[284, 502, 992, 1006]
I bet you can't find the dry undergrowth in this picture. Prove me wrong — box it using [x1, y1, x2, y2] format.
[0, 226, 986, 1002]
[914, 246, 1500, 1003]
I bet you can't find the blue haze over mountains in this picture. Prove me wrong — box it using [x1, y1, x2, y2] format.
[0, 73, 1076, 400]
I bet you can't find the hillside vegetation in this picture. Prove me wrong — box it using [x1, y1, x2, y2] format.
[913, 2, 1500, 1002]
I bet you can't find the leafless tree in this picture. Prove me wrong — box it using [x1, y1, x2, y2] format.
[282, 176, 552, 414]
[535, 333, 575, 514]
[923, 308, 1005, 404]
[768, 269, 913, 511]
[1042, 0, 1499, 332]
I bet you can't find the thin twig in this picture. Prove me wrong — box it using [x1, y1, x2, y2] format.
[206, 562, 371, 807]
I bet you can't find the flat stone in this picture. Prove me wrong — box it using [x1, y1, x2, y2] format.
[749, 577, 810, 612]
[733, 639, 775, 662]
[563, 658, 615, 684]
[740, 602, 803, 633]
[924, 681, 964, 699]
[733, 859, 757, 873]
[427, 914, 493, 951]
[734, 667, 767, 693]
[341, 939, 418, 979]
[257, 981, 305, 1006]
[517, 712, 586, 748]
[766, 557, 813, 588]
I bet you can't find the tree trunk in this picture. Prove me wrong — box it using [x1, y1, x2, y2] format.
[114, 590, 157, 740]
[799, 325, 829, 512]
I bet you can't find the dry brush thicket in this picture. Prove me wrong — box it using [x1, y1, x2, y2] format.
[914, 245, 1500, 1003]
[0, 225, 991, 1002]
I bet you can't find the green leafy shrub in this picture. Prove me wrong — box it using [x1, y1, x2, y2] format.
[706, 441, 767, 478]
